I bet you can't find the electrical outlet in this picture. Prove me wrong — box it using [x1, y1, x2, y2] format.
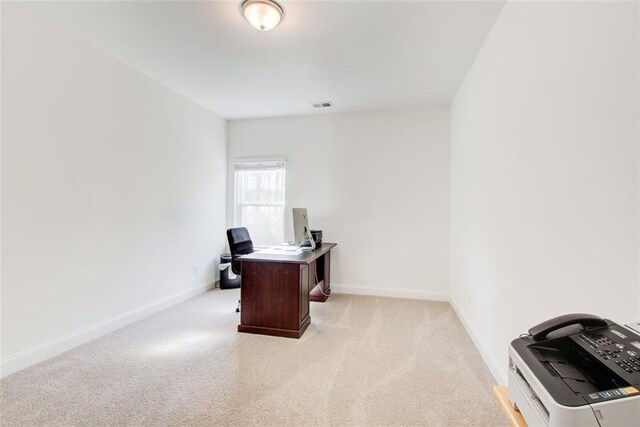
[193, 265, 200, 276]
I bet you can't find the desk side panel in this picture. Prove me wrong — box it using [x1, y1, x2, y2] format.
[300, 264, 309, 323]
[240, 261, 301, 331]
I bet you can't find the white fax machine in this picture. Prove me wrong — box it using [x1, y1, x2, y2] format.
[508, 314, 640, 426]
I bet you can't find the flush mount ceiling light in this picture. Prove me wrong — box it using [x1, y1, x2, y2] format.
[240, 0, 285, 32]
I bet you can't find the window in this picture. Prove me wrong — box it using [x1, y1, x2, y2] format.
[234, 159, 286, 246]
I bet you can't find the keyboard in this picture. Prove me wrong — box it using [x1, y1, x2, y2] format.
[257, 246, 302, 255]
[272, 245, 300, 252]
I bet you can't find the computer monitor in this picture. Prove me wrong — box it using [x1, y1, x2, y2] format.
[292, 208, 315, 250]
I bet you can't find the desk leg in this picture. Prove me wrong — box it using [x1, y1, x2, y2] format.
[324, 250, 331, 296]
[309, 251, 331, 303]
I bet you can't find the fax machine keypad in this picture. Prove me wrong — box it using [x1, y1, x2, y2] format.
[575, 329, 640, 380]
[614, 356, 640, 374]
[589, 336, 640, 374]
[585, 332, 615, 347]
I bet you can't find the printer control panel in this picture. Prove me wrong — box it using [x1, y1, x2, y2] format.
[573, 328, 640, 381]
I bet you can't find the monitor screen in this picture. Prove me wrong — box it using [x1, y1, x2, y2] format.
[292, 208, 311, 246]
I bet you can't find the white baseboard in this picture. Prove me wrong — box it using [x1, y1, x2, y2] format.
[449, 298, 506, 385]
[0, 282, 214, 379]
[2, 281, 506, 388]
[331, 284, 448, 302]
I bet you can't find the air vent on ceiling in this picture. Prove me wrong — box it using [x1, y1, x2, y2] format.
[311, 101, 333, 109]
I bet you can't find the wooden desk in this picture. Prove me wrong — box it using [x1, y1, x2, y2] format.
[237, 243, 337, 338]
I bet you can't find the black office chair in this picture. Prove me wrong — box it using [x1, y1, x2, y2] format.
[226, 227, 255, 312]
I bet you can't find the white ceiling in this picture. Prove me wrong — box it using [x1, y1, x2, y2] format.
[22, 1, 505, 119]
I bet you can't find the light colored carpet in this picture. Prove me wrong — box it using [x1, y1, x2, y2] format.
[1, 290, 506, 426]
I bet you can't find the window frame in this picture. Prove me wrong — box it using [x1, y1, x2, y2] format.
[232, 157, 286, 247]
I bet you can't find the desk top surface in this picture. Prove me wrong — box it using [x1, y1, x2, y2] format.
[239, 242, 337, 264]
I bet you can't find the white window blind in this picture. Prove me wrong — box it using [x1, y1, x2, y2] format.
[234, 159, 286, 246]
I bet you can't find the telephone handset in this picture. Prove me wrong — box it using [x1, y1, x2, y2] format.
[528, 313, 608, 341]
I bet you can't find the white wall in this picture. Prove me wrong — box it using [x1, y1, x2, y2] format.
[227, 108, 450, 300]
[1, 5, 227, 377]
[450, 1, 639, 383]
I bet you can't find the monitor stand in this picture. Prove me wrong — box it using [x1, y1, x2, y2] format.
[301, 227, 316, 251]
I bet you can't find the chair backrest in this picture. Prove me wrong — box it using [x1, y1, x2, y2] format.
[226, 227, 254, 275]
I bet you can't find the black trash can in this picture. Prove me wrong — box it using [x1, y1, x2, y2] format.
[219, 253, 241, 289]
